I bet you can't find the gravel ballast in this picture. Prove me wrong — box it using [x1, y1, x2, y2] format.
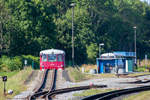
[54, 71, 150, 100]
[13, 69, 150, 100]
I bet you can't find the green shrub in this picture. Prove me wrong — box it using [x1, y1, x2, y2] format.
[0, 55, 39, 71]
[0, 64, 9, 72]
[136, 67, 146, 72]
[135, 66, 149, 72]
[10, 56, 23, 70]
[0, 56, 23, 71]
[0, 56, 12, 71]
[22, 55, 39, 69]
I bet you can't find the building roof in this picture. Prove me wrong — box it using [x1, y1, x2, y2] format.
[98, 53, 117, 60]
[40, 49, 65, 55]
[101, 53, 115, 57]
[97, 51, 135, 60]
[113, 52, 135, 57]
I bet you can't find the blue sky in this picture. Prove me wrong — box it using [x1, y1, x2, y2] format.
[141, 0, 150, 3]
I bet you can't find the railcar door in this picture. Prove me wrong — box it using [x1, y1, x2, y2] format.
[48, 54, 57, 69]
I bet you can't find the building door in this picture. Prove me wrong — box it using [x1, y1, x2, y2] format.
[128, 59, 133, 72]
[100, 62, 104, 73]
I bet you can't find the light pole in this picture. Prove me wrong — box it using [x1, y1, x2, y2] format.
[133, 26, 137, 66]
[99, 43, 104, 58]
[70, 3, 75, 67]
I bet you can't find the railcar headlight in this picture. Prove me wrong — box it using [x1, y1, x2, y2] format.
[42, 65, 44, 68]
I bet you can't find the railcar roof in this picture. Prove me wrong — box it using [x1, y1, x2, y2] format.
[40, 49, 65, 54]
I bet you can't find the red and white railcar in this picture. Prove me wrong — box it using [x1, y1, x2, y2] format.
[40, 49, 65, 70]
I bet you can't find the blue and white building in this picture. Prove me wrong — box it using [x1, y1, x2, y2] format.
[96, 52, 135, 74]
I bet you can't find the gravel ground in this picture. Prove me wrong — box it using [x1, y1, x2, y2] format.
[54, 69, 84, 100]
[43, 70, 54, 91]
[27, 70, 44, 91]
[54, 72, 150, 100]
[13, 70, 150, 100]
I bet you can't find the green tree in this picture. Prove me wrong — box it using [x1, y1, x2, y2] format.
[0, 0, 10, 55]
[86, 43, 98, 63]
[5, 0, 57, 55]
[55, 5, 95, 64]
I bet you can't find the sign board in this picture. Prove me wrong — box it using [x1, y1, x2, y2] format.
[24, 60, 27, 65]
[145, 55, 147, 60]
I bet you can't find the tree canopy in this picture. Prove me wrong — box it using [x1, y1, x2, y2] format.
[0, 0, 150, 64]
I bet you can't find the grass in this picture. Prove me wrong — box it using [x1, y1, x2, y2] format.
[127, 72, 150, 77]
[73, 88, 113, 97]
[124, 90, 150, 100]
[80, 64, 116, 78]
[67, 65, 150, 82]
[95, 73, 116, 78]
[0, 71, 19, 78]
[74, 89, 150, 100]
[0, 67, 33, 100]
[137, 59, 150, 67]
[67, 67, 87, 82]
[67, 66, 117, 82]
[80, 64, 97, 73]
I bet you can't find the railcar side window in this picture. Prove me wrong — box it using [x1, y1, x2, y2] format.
[48, 54, 56, 62]
[58, 55, 63, 61]
[42, 54, 47, 62]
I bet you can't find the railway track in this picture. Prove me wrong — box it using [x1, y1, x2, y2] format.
[34, 69, 49, 93]
[28, 69, 107, 100]
[8, 71, 150, 100]
[82, 85, 150, 100]
[7, 69, 107, 100]
[44, 69, 57, 100]
[29, 69, 57, 100]
[46, 85, 107, 100]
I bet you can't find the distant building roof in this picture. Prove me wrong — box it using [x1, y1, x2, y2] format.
[97, 51, 135, 60]
[101, 53, 115, 57]
[113, 51, 135, 57]
[99, 53, 119, 60]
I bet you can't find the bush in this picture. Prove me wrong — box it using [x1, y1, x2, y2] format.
[0, 64, 9, 72]
[21, 55, 39, 69]
[135, 66, 150, 72]
[0, 56, 23, 71]
[0, 55, 39, 71]
[10, 56, 23, 70]
[0, 56, 12, 71]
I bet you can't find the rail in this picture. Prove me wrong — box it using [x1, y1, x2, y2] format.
[29, 69, 49, 100]
[82, 85, 150, 100]
[46, 85, 107, 100]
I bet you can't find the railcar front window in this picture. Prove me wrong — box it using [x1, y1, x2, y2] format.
[42, 54, 47, 62]
[58, 55, 63, 61]
[48, 54, 56, 62]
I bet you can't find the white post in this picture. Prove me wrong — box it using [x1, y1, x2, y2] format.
[145, 54, 147, 68]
